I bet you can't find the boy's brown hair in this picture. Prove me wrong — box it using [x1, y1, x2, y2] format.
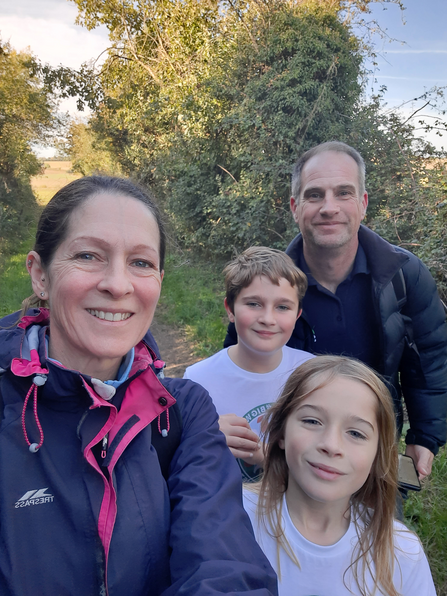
[224, 246, 308, 313]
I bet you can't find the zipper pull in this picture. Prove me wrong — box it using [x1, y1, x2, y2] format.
[101, 433, 109, 459]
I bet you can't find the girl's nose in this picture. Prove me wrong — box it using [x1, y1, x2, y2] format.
[318, 427, 344, 457]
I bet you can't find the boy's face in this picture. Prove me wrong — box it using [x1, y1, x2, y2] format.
[225, 275, 301, 357]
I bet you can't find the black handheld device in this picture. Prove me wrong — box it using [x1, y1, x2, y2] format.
[398, 454, 421, 492]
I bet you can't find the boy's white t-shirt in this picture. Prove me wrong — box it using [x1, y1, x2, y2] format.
[183, 346, 313, 480]
[243, 491, 436, 596]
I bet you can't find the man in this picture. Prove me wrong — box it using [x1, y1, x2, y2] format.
[226, 141, 447, 479]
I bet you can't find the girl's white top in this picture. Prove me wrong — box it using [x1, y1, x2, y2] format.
[243, 491, 436, 596]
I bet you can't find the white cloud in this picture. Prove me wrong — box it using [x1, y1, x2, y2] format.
[1, 14, 109, 69]
[379, 75, 447, 83]
[385, 49, 447, 54]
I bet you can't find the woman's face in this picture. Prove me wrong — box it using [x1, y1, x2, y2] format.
[33, 192, 163, 379]
[279, 376, 379, 511]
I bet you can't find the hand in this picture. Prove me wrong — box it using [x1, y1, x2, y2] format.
[405, 444, 434, 481]
[218, 414, 262, 464]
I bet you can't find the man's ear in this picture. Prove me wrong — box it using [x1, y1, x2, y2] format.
[224, 298, 235, 323]
[361, 192, 368, 219]
[290, 197, 300, 224]
[26, 251, 47, 298]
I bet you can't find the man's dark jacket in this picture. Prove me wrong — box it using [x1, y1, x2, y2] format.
[226, 225, 447, 454]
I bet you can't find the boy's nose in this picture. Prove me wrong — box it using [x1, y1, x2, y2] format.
[258, 307, 276, 325]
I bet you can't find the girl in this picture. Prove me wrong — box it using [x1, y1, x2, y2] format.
[243, 355, 436, 596]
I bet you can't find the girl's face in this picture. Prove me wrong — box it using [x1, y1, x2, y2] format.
[279, 376, 379, 510]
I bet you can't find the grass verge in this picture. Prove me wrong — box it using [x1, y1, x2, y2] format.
[158, 252, 228, 357]
[0, 238, 34, 318]
[404, 445, 447, 595]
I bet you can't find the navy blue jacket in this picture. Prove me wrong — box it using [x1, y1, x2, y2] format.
[225, 226, 447, 454]
[0, 309, 278, 596]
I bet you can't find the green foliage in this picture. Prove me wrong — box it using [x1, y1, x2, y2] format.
[0, 238, 33, 318]
[63, 120, 122, 176]
[0, 40, 55, 253]
[404, 446, 447, 595]
[355, 96, 447, 301]
[157, 252, 227, 356]
[68, 1, 365, 256]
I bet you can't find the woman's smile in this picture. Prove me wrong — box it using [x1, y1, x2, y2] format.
[86, 309, 133, 322]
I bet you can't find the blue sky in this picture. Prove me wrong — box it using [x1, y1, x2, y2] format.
[363, 0, 447, 102]
[1, 0, 446, 151]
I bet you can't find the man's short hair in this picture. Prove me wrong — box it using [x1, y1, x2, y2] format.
[224, 246, 308, 313]
[291, 141, 366, 202]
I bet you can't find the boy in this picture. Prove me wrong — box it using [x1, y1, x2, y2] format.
[184, 247, 313, 481]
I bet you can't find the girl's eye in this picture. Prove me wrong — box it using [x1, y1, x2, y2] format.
[348, 430, 367, 440]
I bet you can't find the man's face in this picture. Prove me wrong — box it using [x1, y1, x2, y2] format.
[290, 151, 368, 252]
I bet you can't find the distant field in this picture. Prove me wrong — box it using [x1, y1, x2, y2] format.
[31, 161, 81, 205]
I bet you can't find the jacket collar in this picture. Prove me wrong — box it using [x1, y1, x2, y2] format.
[286, 224, 409, 286]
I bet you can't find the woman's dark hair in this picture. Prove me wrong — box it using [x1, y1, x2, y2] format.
[35, 176, 166, 271]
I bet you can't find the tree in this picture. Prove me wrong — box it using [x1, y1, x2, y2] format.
[68, 0, 368, 254]
[0, 40, 56, 253]
[63, 120, 122, 176]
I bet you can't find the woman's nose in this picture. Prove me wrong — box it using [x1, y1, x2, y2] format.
[97, 262, 134, 297]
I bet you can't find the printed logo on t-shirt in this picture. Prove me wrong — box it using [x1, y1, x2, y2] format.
[239, 402, 273, 482]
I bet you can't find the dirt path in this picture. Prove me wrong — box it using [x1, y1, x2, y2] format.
[150, 316, 203, 378]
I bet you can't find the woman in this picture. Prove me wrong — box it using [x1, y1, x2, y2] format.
[0, 176, 277, 596]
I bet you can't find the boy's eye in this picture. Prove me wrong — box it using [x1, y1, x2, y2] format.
[246, 301, 260, 308]
[302, 418, 320, 426]
[277, 305, 290, 311]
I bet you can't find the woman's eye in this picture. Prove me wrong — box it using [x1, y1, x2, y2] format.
[132, 260, 153, 269]
[76, 253, 95, 261]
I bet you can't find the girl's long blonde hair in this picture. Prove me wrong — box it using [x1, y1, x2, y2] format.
[257, 355, 399, 596]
